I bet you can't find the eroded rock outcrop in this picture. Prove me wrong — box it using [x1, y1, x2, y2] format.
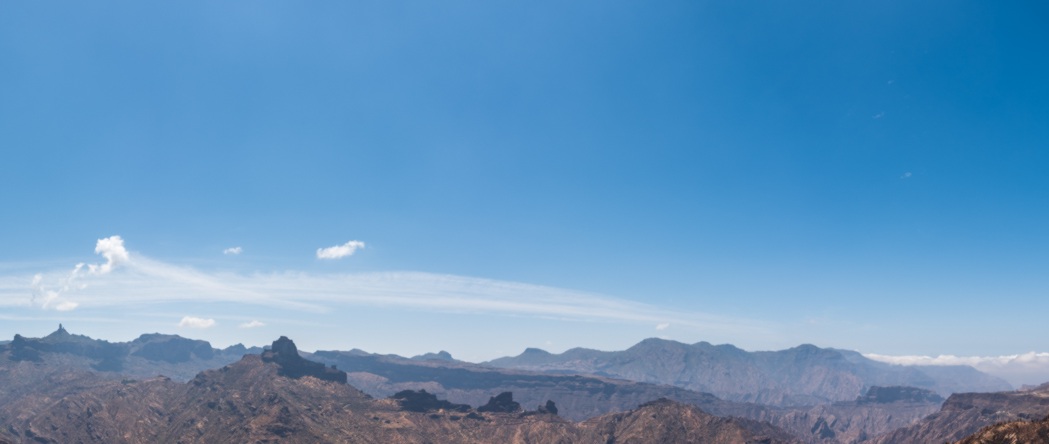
[478, 391, 522, 413]
[261, 336, 347, 384]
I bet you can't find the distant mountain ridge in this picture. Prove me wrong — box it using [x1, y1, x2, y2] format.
[485, 338, 1011, 406]
[3, 324, 261, 381]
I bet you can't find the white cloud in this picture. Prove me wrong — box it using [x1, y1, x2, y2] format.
[54, 301, 79, 311]
[178, 316, 216, 329]
[89, 236, 129, 275]
[901, 172, 913, 179]
[223, 247, 243, 255]
[317, 240, 365, 260]
[656, 322, 670, 330]
[239, 320, 265, 328]
[865, 352, 1049, 387]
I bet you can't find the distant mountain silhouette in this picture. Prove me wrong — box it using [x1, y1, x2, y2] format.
[1, 325, 260, 381]
[485, 338, 1011, 406]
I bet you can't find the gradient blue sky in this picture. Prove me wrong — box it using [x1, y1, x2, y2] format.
[2, 1, 1048, 383]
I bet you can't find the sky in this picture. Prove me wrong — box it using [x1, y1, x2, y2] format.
[1, 1, 1048, 386]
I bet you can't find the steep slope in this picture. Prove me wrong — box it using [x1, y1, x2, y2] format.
[584, 398, 796, 444]
[869, 384, 1049, 444]
[487, 338, 1010, 406]
[756, 387, 944, 443]
[955, 414, 1049, 444]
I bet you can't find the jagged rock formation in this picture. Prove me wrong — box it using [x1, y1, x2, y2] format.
[538, 400, 559, 415]
[261, 336, 347, 384]
[485, 338, 1011, 406]
[477, 391, 522, 413]
[0, 340, 797, 444]
[869, 384, 1049, 444]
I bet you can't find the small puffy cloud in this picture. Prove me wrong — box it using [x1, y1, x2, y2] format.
[901, 172, 912, 179]
[89, 236, 129, 275]
[223, 247, 243, 255]
[656, 322, 670, 330]
[178, 316, 216, 329]
[317, 240, 366, 260]
[55, 301, 79, 311]
[239, 320, 265, 328]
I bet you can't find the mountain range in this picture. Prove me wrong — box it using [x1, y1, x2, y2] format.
[0, 335, 795, 444]
[0, 326, 1040, 443]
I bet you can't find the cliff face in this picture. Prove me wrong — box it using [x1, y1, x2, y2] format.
[869, 385, 1049, 444]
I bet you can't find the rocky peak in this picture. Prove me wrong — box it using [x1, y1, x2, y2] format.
[261, 336, 347, 384]
[537, 400, 558, 415]
[48, 324, 69, 337]
[477, 391, 522, 413]
[270, 336, 298, 356]
[410, 350, 455, 361]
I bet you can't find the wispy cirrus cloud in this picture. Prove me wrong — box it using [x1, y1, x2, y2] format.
[316, 240, 365, 260]
[28, 235, 130, 311]
[223, 246, 243, 255]
[1, 237, 765, 340]
[239, 320, 265, 328]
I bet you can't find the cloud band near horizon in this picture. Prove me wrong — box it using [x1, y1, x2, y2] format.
[0, 237, 761, 340]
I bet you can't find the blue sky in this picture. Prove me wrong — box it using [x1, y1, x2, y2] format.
[2, 1, 1048, 384]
